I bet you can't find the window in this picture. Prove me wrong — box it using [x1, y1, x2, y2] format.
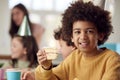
[32, 0, 54, 10]
[9, 0, 32, 9]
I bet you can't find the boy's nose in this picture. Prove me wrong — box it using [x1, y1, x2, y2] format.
[79, 32, 87, 40]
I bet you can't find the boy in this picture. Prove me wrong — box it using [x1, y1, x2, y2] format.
[54, 27, 75, 59]
[36, 1, 120, 80]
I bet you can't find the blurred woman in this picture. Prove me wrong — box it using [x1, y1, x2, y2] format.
[9, 3, 44, 46]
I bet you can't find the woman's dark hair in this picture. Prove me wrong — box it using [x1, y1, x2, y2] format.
[9, 3, 32, 38]
[54, 27, 74, 47]
[12, 35, 38, 68]
[62, 1, 113, 46]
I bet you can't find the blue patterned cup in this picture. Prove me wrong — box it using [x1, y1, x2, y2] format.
[6, 69, 21, 80]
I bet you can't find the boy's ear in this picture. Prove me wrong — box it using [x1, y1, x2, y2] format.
[98, 33, 104, 41]
[23, 48, 27, 55]
[71, 37, 74, 43]
[72, 46, 76, 51]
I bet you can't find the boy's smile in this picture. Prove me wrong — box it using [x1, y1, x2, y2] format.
[79, 41, 89, 48]
[72, 21, 101, 54]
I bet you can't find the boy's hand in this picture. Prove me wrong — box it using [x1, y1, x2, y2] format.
[37, 50, 52, 70]
[21, 70, 35, 80]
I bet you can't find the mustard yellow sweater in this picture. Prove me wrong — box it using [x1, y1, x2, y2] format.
[35, 49, 120, 80]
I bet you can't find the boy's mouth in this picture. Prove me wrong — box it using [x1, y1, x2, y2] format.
[79, 42, 88, 47]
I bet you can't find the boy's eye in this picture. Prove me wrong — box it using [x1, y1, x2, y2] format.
[86, 29, 95, 34]
[74, 31, 81, 34]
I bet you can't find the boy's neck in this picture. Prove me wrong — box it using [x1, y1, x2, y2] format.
[82, 48, 103, 58]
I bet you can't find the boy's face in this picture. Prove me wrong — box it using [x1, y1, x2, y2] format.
[72, 21, 101, 53]
[59, 39, 74, 59]
[11, 37, 27, 59]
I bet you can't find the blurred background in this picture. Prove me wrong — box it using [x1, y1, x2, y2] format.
[0, 0, 120, 65]
[0, 0, 75, 55]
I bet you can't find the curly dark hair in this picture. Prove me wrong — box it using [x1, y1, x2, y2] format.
[9, 3, 32, 38]
[62, 1, 113, 46]
[12, 35, 38, 68]
[54, 27, 74, 46]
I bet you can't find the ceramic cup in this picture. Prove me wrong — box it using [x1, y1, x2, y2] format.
[6, 69, 21, 80]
